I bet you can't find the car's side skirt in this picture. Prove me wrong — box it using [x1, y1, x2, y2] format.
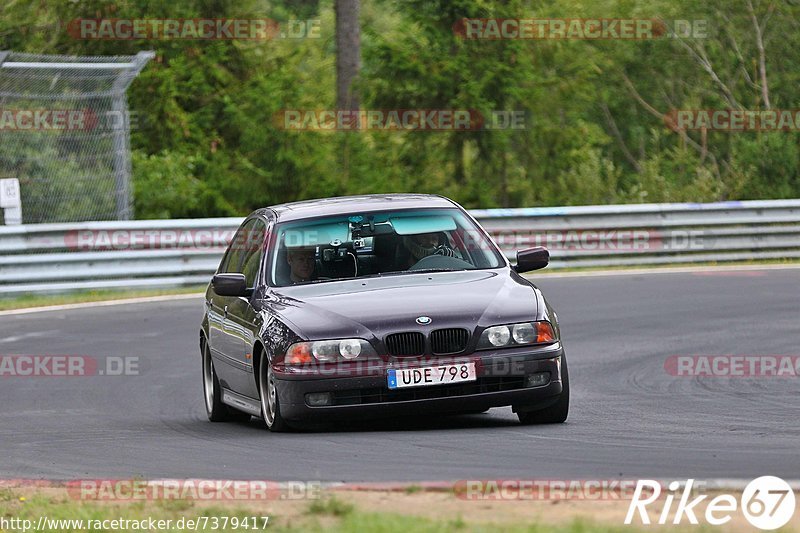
[221, 387, 261, 416]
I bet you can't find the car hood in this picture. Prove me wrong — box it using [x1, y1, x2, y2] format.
[264, 270, 540, 340]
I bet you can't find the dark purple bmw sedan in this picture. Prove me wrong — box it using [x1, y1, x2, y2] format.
[200, 194, 568, 431]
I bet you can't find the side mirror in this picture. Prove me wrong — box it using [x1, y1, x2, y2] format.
[513, 246, 550, 273]
[211, 273, 251, 297]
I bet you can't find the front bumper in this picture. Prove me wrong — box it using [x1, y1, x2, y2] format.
[274, 343, 565, 421]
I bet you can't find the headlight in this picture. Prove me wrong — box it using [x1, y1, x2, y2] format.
[285, 339, 376, 364]
[486, 325, 510, 347]
[512, 323, 536, 344]
[477, 321, 556, 350]
[338, 339, 362, 359]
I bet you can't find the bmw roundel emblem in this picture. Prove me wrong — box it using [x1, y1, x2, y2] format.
[416, 316, 432, 325]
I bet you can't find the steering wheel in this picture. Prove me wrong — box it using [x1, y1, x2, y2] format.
[408, 253, 475, 271]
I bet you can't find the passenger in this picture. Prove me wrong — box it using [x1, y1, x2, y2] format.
[286, 247, 317, 284]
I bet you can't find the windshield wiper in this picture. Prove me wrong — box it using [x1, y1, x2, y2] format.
[405, 268, 460, 273]
[375, 268, 461, 277]
[306, 276, 355, 284]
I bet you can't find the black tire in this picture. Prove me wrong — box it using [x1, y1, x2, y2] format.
[517, 354, 570, 425]
[258, 355, 293, 432]
[202, 341, 250, 422]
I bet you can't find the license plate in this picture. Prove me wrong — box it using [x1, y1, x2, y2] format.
[387, 362, 476, 389]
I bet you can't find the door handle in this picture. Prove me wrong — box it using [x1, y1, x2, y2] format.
[224, 305, 228, 318]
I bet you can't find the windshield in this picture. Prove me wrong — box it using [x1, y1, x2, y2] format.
[269, 208, 505, 286]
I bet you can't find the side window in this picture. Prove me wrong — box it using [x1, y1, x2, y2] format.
[241, 220, 267, 287]
[221, 220, 256, 274]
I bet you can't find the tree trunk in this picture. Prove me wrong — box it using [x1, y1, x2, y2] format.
[335, 0, 361, 112]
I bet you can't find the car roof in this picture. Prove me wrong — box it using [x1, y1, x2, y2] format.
[262, 194, 458, 222]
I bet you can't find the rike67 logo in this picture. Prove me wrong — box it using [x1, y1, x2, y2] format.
[626, 477, 796, 530]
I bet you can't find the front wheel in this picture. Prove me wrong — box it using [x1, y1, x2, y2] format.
[258, 356, 292, 432]
[517, 354, 570, 425]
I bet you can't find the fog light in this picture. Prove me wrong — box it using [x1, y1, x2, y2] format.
[305, 392, 332, 407]
[525, 372, 550, 388]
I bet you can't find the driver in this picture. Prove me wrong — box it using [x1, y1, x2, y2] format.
[286, 247, 317, 284]
[401, 232, 456, 268]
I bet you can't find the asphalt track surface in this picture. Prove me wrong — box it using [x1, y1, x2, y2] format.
[2, 268, 799, 482]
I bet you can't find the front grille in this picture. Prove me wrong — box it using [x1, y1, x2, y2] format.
[329, 376, 527, 406]
[385, 332, 425, 357]
[430, 328, 470, 355]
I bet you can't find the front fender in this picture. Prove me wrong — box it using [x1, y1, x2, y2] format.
[255, 310, 302, 366]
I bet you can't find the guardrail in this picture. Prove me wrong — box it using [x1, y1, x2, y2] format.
[2, 199, 799, 295]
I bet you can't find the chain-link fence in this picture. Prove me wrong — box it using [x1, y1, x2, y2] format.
[0, 51, 153, 223]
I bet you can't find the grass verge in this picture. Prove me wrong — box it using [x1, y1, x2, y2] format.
[0, 491, 639, 533]
[0, 286, 205, 312]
